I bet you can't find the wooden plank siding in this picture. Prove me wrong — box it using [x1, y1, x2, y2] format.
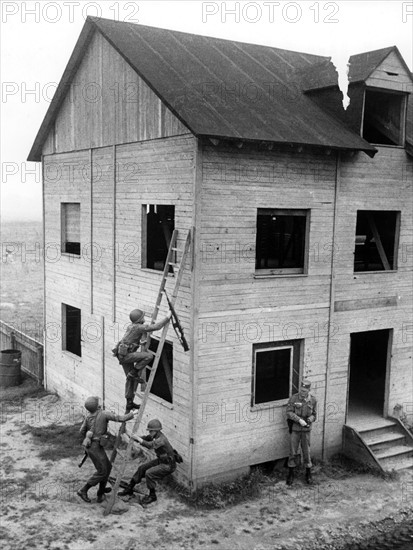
[0, 321, 44, 384]
[38, 29, 412, 486]
[194, 143, 335, 480]
[366, 51, 413, 93]
[193, 142, 413, 482]
[42, 135, 196, 484]
[110, 136, 196, 448]
[49, 32, 189, 154]
[322, 146, 413, 455]
[41, 137, 412, 485]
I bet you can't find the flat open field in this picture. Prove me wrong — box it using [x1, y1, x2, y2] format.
[0, 220, 44, 340]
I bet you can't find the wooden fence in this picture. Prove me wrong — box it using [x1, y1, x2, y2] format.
[0, 321, 44, 384]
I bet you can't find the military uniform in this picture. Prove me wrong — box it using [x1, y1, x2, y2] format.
[112, 311, 170, 409]
[119, 419, 176, 505]
[286, 379, 317, 485]
[131, 432, 176, 490]
[286, 392, 317, 467]
[77, 398, 134, 503]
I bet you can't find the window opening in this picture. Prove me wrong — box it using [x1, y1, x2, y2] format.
[362, 89, 405, 145]
[252, 340, 301, 405]
[255, 209, 309, 274]
[143, 205, 175, 271]
[147, 338, 173, 403]
[62, 304, 81, 357]
[61, 203, 80, 255]
[354, 210, 399, 272]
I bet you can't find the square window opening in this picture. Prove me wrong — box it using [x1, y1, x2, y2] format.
[354, 210, 400, 272]
[252, 340, 302, 406]
[147, 338, 173, 404]
[142, 205, 175, 271]
[61, 203, 80, 255]
[362, 90, 405, 146]
[255, 209, 309, 274]
[62, 304, 81, 357]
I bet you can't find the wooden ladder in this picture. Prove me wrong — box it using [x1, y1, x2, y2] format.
[104, 229, 191, 515]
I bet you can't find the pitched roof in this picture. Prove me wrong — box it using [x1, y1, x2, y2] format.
[348, 46, 401, 83]
[28, 17, 378, 161]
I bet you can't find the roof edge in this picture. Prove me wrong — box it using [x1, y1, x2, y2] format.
[197, 134, 378, 157]
[27, 17, 382, 162]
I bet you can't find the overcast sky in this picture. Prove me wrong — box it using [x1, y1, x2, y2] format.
[1, 0, 412, 221]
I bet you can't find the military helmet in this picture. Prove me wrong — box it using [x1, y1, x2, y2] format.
[130, 309, 145, 323]
[147, 419, 162, 431]
[84, 396, 99, 413]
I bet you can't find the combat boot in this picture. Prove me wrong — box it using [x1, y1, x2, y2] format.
[305, 468, 313, 485]
[77, 484, 92, 503]
[97, 491, 111, 503]
[119, 480, 136, 496]
[286, 467, 294, 486]
[97, 483, 112, 502]
[125, 399, 140, 412]
[141, 490, 157, 505]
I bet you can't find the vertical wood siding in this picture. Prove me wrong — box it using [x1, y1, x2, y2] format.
[43, 135, 196, 476]
[49, 32, 189, 154]
[43, 150, 98, 400]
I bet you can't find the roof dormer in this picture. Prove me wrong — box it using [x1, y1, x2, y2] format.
[302, 46, 412, 149]
[350, 47, 412, 146]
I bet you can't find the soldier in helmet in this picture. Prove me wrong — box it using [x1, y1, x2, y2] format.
[77, 396, 139, 503]
[286, 379, 317, 486]
[118, 418, 176, 505]
[112, 309, 172, 412]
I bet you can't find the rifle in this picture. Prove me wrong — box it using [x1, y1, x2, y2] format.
[78, 452, 88, 468]
[163, 290, 189, 352]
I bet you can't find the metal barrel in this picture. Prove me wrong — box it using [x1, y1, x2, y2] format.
[0, 349, 22, 388]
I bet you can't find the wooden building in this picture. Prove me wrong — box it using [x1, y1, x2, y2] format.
[28, 18, 413, 486]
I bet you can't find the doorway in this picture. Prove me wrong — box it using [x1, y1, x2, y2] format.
[347, 329, 391, 421]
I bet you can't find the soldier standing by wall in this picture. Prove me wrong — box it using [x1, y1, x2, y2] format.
[286, 379, 317, 486]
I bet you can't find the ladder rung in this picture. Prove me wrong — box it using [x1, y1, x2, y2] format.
[168, 262, 179, 267]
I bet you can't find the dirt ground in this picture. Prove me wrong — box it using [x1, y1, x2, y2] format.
[1, 379, 412, 550]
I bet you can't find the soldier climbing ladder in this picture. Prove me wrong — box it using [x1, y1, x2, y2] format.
[104, 229, 191, 515]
